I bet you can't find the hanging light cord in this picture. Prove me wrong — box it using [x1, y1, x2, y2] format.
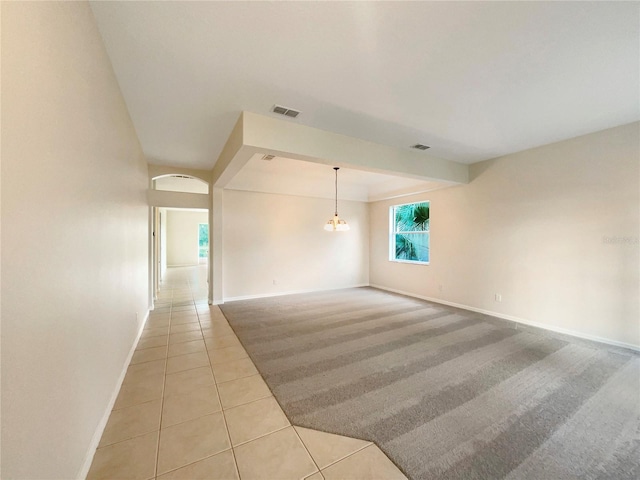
[334, 167, 339, 216]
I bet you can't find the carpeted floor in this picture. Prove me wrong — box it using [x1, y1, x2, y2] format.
[220, 287, 640, 480]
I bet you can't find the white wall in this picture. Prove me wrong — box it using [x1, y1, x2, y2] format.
[166, 209, 208, 266]
[223, 190, 369, 300]
[1, 2, 149, 478]
[370, 123, 640, 349]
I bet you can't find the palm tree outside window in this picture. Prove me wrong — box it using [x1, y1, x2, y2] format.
[390, 201, 430, 264]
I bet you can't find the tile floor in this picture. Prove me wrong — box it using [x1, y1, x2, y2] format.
[87, 266, 406, 480]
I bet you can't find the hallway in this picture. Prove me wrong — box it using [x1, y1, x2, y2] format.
[87, 266, 405, 479]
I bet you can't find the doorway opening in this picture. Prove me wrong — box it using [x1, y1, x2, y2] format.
[149, 172, 212, 306]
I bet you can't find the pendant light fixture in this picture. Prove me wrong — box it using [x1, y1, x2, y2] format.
[324, 167, 350, 231]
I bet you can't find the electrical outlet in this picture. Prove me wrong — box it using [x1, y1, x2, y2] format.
[438, 284, 443, 293]
[495, 294, 502, 302]
[273, 279, 277, 286]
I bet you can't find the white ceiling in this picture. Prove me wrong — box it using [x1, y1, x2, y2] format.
[226, 155, 452, 202]
[91, 1, 639, 172]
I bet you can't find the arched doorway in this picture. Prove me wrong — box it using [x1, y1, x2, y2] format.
[149, 173, 212, 306]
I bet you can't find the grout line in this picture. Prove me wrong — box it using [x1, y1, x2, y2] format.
[201, 307, 240, 478]
[231, 424, 291, 449]
[292, 426, 322, 476]
[155, 448, 234, 478]
[97, 423, 161, 449]
[214, 370, 258, 386]
[153, 286, 174, 478]
[222, 394, 277, 412]
[313, 442, 372, 473]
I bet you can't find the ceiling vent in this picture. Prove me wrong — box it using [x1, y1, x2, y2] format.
[272, 105, 301, 118]
[261, 154, 275, 161]
[170, 175, 191, 179]
[411, 144, 431, 150]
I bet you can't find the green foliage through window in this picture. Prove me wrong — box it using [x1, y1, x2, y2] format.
[198, 223, 209, 258]
[390, 202, 429, 263]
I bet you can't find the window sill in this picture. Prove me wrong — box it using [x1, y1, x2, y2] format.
[389, 259, 430, 266]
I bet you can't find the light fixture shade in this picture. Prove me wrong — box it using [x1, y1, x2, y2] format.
[324, 214, 350, 232]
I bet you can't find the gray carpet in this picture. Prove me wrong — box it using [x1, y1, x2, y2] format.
[220, 287, 640, 480]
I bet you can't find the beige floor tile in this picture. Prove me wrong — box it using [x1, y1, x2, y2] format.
[171, 314, 199, 325]
[157, 412, 230, 475]
[149, 306, 171, 318]
[169, 330, 203, 345]
[141, 326, 170, 338]
[209, 344, 248, 365]
[166, 351, 209, 374]
[217, 374, 272, 409]
[200, 316, 229, 327]
[321, 445, 407, 480]
[164, 366, 215, 397]
[225, 396, 290, 446]
[99, 399, 162, 447]
[131, 345, 167, 365]
[124, 359, 166, 383]
[161, 385, 221, 427]
[157, 450, 239, 480]
[114, 373, 164, 409]
[211, 318, 231, 327]
[208, 306, 227, 317]
[234, 426, 317, 480]
[212, 357, 258, 384]
[202, 324, 235, 338]
[136, 334, 169, 350]
[306, 473, 325, 480]
[87, 431, 158, 480]
[200, 322, 232, 334]
[145, 319, 170, 330]
[294, 426, 371, 470]
[170, 322, 201, 334]
[168, 339, 207, 358]
[171, 315, 200, 326]
[150, 312, 170, 320]
[172, 305, 197, 313]
[205, 334, 241, 351]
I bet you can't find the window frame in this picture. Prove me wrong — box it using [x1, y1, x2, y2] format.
[389, 200, 430, 265]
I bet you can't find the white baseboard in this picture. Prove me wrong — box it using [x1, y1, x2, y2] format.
[223, 284, 370, 303]
[370, 284, 640, 353]
[77, 309, 150, 479]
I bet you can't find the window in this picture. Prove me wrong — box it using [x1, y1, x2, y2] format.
[198, 223, 209, 259]
[390, 201, 430, 264]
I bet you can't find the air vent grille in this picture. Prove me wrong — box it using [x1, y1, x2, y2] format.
[170, 175, 191, 179]
[272, 105, 300, 118]
[411, 144, 430, 150]
[261, 154, 275, 161]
